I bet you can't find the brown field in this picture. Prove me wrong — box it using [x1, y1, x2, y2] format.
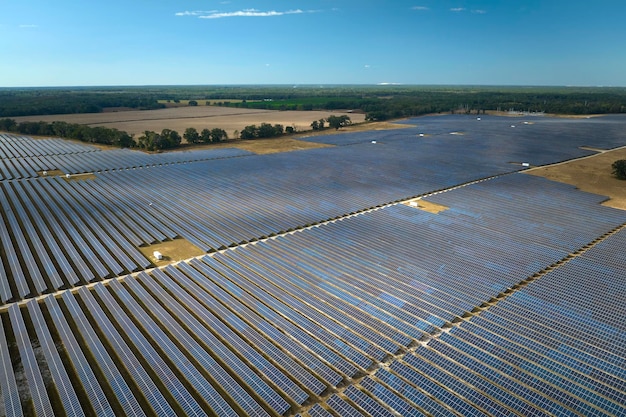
[13, 106, 366, 139]
[526, 146, 626, 210]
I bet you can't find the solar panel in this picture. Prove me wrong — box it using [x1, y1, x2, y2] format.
[8, 304, 54, 417]
[26, 300, 83, 417]
[0, 310, 23, 417]
[136, 270, 271, 417]
[72, 287, 175, 417]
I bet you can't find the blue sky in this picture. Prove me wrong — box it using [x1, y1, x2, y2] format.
[1, 1, 624, 87]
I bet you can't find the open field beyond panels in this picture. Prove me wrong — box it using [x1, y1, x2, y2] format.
[12, 106, 366, 138]
[0, 114, 625, 416]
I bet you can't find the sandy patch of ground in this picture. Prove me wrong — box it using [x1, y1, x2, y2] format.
[403, 198, 449, 214]
[139, 238, 206, 267]
[13, 107, 366, 139]
[525, 146, 626, 210]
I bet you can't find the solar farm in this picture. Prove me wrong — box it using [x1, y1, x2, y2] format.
[0, 114, 625, 416]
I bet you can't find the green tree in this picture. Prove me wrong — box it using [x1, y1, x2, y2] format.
[183, 127, 200, 144]
[200, 128, 212, 143]
[210, 128, 228, 143]
[327, 115, 351, 130]
[0, 118, 17, 132]
[188, 100, 198, 106]
[137, 130, 162, 151]
[612, 160, 626, 180]
[160, 129, 181, 148]
[310, 120, 319, 130]
[240, 125, 258, 139]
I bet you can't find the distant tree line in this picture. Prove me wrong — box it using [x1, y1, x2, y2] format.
[0, 118, 134, 147]
[3, 85, 625, 119]
[0, 114, 352, 150]
[0, 89, 164, 117]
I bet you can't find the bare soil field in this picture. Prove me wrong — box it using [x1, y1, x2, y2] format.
[13, 106, 366, 139]
[526, 146, 626, 210]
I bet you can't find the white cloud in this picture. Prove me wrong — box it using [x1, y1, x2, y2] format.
[198, 8, 305, 19]
[450, 8, 466, 12]
[472, 9, 487, 14]
[412, 6, 429, 11]
[175, 10, 216, 16]
[364, 64, 371, 68]
[19, 24, 38, 28]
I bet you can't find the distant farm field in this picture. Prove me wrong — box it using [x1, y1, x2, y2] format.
[12, 106, 365, 138]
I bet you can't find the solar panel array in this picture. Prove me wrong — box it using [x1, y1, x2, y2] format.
[0, 133, 252, 180]
[0, 114, 625, 416]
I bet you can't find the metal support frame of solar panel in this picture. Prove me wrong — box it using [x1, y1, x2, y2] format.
[204, 252, 379, 369]
[132, 270, 273, 417]
[193, 255, 361, 378]
[26, 299, 83, 417]
[45, 293, 142, 417]
[172, 261, 326, 398]
[183, 257, 344, 387]
[68, 287, 176, 417]
[148, 266, 295, 414]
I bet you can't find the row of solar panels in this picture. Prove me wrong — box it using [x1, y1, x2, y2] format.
[2, 221, 624, 416]
[0, 133, 252, 180]
[0, 134, 96, 158]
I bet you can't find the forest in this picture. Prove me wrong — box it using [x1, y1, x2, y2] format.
[1, 85, 625, 120]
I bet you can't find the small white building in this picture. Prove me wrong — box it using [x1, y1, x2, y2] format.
[153, 251, 163, 260]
